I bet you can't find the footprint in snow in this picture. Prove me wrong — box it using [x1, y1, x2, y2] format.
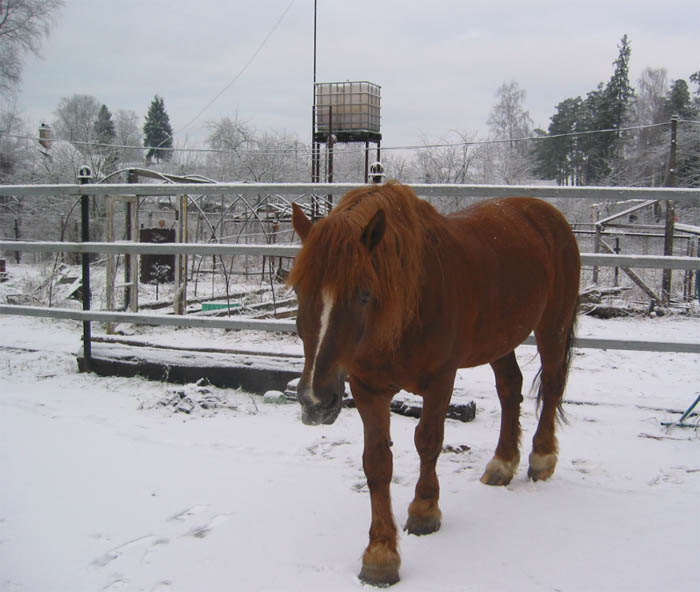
[648, 465, 697, 486]
[571, 458, 601, 475]
[168, 503, 209, 521]
[306, 438, 352, 459]
[186, 514, 231, 539]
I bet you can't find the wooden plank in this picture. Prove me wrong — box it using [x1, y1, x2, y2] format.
[597, 200, 657, 226]
[78, 343, 303, 394]
[598, 240, 659, 301]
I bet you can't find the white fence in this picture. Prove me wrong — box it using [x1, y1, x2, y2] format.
[1, 182, 699, 356]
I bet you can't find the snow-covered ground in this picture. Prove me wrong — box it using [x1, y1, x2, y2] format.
[1, 312, 699, 592]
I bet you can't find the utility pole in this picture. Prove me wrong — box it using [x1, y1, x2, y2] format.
[311, 0, 320, 214]
[661, 115, 678, 304]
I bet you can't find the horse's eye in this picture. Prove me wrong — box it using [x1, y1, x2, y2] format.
[359, 290, 371, 305]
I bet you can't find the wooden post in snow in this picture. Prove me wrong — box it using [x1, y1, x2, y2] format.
[661, 116, 678, 304]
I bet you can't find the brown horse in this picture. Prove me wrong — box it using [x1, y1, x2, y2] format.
[288, 182, 580, 586]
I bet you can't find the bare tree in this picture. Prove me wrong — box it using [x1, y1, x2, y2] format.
[487, 81, 534, 184]
[53, 94, 101, 146]
[50, 93, 107, 182]
[616, 67, 670, 186]
[0, 0, 65, 98]
[0, 107, 26, 182]
[205, 115, 255, 180]
[413, 130, 480, 186]
[240, 130, 308, 183]
[114, 109, 143, 164]
[381, 152, 412, 182]
[410, 130, 483, 211]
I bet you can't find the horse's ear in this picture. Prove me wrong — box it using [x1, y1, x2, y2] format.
[361, 209, 386, 252]
[292, 203, 312, 241]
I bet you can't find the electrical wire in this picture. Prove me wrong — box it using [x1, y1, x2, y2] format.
[157, 0, 298, 148]
[1, 120, 694, 157]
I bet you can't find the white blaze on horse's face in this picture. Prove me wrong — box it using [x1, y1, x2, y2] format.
[297, 286, 344, 426]
[307, 287, 334, 405]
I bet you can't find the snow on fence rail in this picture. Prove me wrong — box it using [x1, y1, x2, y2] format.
[2, 181, 700, 201]
[1, 182, 699, 356]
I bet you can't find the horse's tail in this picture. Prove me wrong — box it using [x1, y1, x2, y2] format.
[533, 304, 578, 423]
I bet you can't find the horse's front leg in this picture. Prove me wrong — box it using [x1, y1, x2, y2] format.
[405, 370, 455, 536]
[350, 379, 400, 587]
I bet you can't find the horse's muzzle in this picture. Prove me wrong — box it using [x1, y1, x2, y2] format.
[298, 373, 345, 426]
[300, 394, 342, 426]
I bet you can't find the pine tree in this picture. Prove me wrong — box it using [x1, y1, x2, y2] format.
[534, 97, 586, 185]
[668, 78, 700, 186]
[143, 95, 173, 163]
[93, 104, 119, 174]
[94, 104, 115, 143]
[666, 79, 694, 119]
[587, 35, 634, 183]
[603, 34, 634, 132]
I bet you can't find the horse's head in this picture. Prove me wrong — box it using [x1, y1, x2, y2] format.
[289, 201, 386, 426]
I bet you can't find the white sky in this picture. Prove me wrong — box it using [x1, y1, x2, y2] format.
[15, 0, 700, 149]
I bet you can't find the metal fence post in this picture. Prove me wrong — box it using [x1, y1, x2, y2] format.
[78, 166, 93, 372]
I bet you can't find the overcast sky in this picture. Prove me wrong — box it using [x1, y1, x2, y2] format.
[15, 0, 700, 150]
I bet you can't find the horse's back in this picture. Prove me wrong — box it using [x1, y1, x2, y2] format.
[447, 197, 579, 274]
[450, 196, 572, 240]
[441, 197, 579, 366]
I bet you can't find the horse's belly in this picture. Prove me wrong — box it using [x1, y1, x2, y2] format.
[455, 307, 541, 368]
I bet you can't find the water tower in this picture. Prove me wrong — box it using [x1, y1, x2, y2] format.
[312, 81, 382, 194]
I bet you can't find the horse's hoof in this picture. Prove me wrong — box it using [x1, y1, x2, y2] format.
[360, 544, 400, 587]
[528, 451, 557, 481]
[480, 455, 519, 486]
[404, 512, 441, 535]
[405, 499, 442, 535]
[359, 564, 400, 587]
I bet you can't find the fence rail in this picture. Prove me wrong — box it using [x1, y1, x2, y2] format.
[2, 305, 699, 354]
[2, 240, 700, 271]
[0, 240, 301, 258]
[1, 182, 699, 359]
[2, 181, 700, 201]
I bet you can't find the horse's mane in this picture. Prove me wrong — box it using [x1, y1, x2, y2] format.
[288, 182, 444, 349]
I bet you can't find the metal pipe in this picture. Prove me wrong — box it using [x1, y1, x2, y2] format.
[3, 241, 699, 270]
[2, 304, 699, 354]
[78, 166, 93, 372]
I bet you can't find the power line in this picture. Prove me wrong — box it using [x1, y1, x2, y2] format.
[1, 120, 690, 157]
[159, 0, 298, 148]
[382, 122, 673, 152]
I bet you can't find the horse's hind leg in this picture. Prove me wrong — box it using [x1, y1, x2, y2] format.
[481, 352, 523, 486]
[528, 326, 573, 481]
[405, 369, 455, 536]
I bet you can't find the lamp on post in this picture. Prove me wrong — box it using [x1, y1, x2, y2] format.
[38, 123, 53, 157]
